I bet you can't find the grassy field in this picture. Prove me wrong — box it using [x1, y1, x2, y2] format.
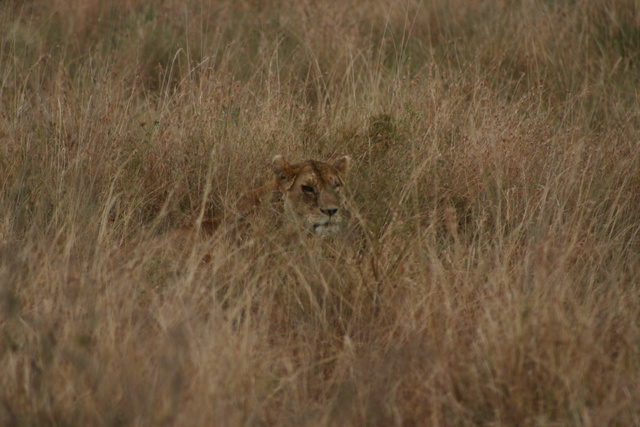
[1, 0, 639, 425]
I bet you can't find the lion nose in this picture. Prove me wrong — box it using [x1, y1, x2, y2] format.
[321, 208, 338, 217]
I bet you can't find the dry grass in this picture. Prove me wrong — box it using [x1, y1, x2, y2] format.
[1, 0, 639, 425]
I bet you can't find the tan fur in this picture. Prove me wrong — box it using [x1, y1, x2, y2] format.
[236, 155, 351, 236]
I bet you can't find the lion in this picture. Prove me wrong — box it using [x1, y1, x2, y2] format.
[145, 155, 353, 273]
[234, 155, 351, 237]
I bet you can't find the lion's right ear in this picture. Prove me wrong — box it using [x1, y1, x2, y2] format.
[333, 155, 351, 177]
[272, 155, 293, 182]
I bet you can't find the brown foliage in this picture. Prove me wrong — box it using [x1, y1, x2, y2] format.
[1, 0, 639, 425]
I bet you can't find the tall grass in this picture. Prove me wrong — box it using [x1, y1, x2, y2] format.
[1, 0, 639, 425]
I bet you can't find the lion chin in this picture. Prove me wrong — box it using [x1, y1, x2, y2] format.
[312, 222, 341, 237]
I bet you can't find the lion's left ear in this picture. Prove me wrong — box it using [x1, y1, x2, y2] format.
[272, 155, 294, 182]
[333, 156, 351, 177]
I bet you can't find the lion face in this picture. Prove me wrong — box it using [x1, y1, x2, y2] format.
[272, 155, 350, 236]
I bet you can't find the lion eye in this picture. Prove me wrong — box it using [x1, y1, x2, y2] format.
[302, 185, 315, 194]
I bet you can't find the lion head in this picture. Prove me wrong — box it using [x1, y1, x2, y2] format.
[237, 155, 351, 237]
[272, 155, 351, 236]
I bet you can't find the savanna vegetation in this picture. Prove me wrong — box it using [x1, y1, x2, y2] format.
[1, 0, 639, 425]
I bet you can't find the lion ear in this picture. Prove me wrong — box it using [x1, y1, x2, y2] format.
[333, 156, 351, 177]
[272, 155, 293, 182]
